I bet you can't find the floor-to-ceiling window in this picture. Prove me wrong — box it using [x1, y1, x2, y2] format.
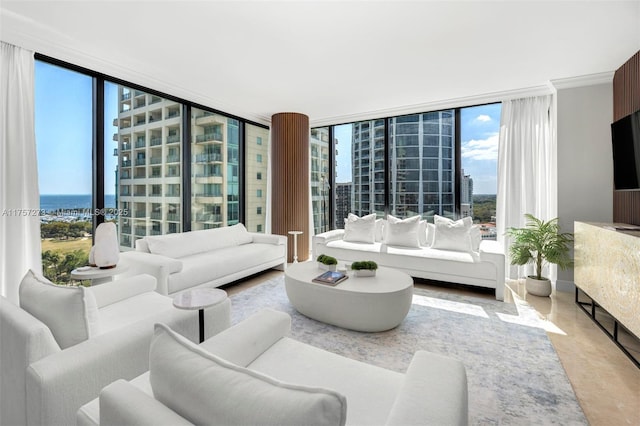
[35, 55, 268, 281]
[311, 127, 330, 234]
[35, 61, 93, 283]
[316, 103, 500, 230]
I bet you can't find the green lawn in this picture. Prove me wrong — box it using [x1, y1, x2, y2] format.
[41, 237, 92, 254]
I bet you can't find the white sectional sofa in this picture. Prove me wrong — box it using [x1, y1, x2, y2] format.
[0, 271, 231, 426]
[77, 309, 468, 426]
[121, 223, 287, 296]
[313, 214, 505, 300]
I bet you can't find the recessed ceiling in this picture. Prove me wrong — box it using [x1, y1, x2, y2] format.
[1, 1, 639, 126]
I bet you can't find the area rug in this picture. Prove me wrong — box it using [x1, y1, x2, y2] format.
[230, 277, 587, 425]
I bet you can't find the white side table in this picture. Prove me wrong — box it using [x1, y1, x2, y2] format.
[70, 264, 129, 285]
[173, 288, 228, 343]
[288, 230, 303, 263]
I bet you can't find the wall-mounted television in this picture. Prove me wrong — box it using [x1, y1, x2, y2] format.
[611, 109, 640, 190]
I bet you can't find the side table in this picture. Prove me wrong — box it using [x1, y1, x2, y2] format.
[173, 288, 228, 343]
[288, 230, 303, 263]
[70, 264, 129, 285]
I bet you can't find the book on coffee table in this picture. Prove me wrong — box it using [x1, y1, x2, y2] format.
[312, 270, 348, 286]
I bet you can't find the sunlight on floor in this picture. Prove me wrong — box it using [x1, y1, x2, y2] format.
[496, 311, 567, 335]
[412, 294, 489, 318]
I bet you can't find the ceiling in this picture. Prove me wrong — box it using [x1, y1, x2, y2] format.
[1, 1, 639, 126]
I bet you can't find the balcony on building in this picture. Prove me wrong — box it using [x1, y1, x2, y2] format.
[166, 134, 180, 144]
[195, 153, 222, 163]
[135, 158, 146, 166]
[166, 106, 180, 119]
[134, 209, 146, 218]
[166, 212, 180, 222]
[150, 136, 162, 147]
[121, 225, 131, 234]
[134, 226, 146, 237]
[134, 114, 146, 126]
[121, 160, 131, 167]
[195, 132, 223, 144]
[135, 137, 146, 149]
[166, 155, 180, 163]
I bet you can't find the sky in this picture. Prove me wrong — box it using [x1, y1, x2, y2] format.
[35, 61, 119, 195]
[334, 104, 501, 194]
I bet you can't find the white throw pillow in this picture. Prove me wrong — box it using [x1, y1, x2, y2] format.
[146, 223, 253, 258]
[384, 214, 421, 248]
[343, 213, 376, 243]
[418, 221, 436, 247]
[149, 324, 347, 426]
[19, 270, 100, 349]
[375, 219, 385, 242]
[432, 215, 473, 252]
[470, 225, 482, 253]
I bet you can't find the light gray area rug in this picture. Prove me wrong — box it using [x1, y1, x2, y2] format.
[230, 277, 586, 425]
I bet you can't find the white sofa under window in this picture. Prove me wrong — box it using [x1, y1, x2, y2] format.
[0, 271, 231, 426]
[121, 223, 287, 296]
[77, 309, 468, 426]
[313, 213, 505, 300]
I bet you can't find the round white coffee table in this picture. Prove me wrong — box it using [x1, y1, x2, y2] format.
[285, 262, 413, 332]
[173, 288, 228, 343]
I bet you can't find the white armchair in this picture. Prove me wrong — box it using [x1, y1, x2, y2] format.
[0, 271, 231, 426]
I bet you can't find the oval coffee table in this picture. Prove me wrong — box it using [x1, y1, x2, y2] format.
[284, 262, 414, 332]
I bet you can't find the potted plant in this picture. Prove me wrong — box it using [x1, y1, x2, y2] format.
[351, 260, 378, 277]
[506, 214, 573, 297]
[316, 254, 338, 271]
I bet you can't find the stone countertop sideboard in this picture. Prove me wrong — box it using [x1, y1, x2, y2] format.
[574, 221, 640, 338]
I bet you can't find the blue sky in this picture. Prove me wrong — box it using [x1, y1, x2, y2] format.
[35, 61, 119, 195]
[335, 104, 501, 194]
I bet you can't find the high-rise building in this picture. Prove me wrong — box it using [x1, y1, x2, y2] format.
[335, 182, 352, 229]
[114, 88, 268, 248]
[350, 111, 456, 220]
[461, 168, 474, 218]
[310, 127, 330, 234]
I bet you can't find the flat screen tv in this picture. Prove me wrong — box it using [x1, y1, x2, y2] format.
[611, 109, 640, 190]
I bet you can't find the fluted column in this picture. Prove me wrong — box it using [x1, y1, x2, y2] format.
[271, 113, 310, 262]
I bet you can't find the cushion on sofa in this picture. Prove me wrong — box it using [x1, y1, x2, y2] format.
[343, 213, 376, 243]
[384, 214, 421, 248]
[470, 225, 482, 253]
[432, 215, 473, 252]
[375, 219, 385, 242]
[419, 221, 436, 247]
[18, 270, 100, 349]
[149, 323, 347, 426]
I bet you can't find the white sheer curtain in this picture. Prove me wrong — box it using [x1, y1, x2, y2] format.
[0, 42, 41, 303]
[496, 94, 557, 281]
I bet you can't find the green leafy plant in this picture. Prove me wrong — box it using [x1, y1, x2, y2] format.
[350, 260, 378, 271]
[506, 214, 573, 280]
[316, 254, 337, 265]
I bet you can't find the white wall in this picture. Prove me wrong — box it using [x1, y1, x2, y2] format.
[555, 82, 613, 291]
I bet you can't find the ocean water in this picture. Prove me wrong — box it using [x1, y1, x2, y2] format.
[40, 194, 116, 212]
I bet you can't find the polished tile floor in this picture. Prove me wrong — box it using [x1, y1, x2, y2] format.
[224, 270, 640, 425]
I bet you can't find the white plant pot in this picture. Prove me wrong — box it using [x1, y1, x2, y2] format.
[354, 269, 376, 277]
[318, 262, 337, 271]
[526, 276, 552, 297]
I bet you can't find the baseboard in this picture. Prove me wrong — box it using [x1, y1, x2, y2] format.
[555, 279, 575, 293]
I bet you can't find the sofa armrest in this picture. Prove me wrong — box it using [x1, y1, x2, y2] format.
[98, 380, 193, 426]
[200, 308, 291, 367]
[91, 274, 157, 308]
[313, 229, 345, 244]
[385, 351, 468, 426]
[25, 319, 159, 426]
[250, 232, 287, 246]
[479, 240, 506, 301]
[120, 251, 183, 295]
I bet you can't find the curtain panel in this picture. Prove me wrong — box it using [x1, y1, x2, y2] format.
[496, 94, 558, 281]
[0, 42, 41, 303]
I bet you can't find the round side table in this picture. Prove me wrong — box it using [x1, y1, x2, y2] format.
[70, 264, 129, 285]
[173, 288, 228, 343]
[288, 230, 303, 263]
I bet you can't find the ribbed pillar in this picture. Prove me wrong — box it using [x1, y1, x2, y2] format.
[271, 113, 310, 262]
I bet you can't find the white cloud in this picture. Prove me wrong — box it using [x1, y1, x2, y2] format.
[475, 114, 492, 123]
[462, 133, 499, 161]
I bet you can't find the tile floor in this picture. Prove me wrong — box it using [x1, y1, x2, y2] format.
[224, 269, 640, 425]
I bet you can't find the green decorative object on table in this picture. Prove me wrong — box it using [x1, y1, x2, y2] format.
[317, 254, 338, 271]
[351, 260, 378, 277]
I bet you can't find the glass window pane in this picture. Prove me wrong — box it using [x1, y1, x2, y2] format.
[36, 61, 93, 283]
[191, 109, 237, 230]
[460, 103, 501, 240]
[245, 124, 269, 233]
[310, 127, 330, 234]
[110, 85, 183, 247]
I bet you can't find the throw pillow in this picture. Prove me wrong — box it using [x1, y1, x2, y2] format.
[343, 213, 376, 243]
[432, 215, 473, 252]
[470, 225, 482, 253]
[419, 221, 436, 247]
[19, 270, 100, 349]
[384, 214, 421, 248]
[375, 219, 385, 242]
[149, 324, 347, 426]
